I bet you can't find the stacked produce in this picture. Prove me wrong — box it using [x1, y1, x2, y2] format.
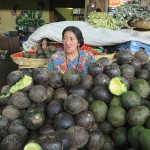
[86, 12, 122, 30]
[11, 45, 58, 68]
[112, 0, 150, 27]
[0, 49, 150, 149]
[22, 45, 56, 59]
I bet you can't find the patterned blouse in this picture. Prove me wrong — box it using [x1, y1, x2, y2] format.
[47, 50, 96, 74]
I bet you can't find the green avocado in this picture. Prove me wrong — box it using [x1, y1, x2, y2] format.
[0, 75, 32, 99]
[24, 142, 42, 150]
[108, 77, 127, 96]
[9, 75, 33, 94]
[139, 129, 150, 150]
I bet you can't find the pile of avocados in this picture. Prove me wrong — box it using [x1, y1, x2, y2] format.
[0, 49, 150, 150]
[22, 45, 56, 59]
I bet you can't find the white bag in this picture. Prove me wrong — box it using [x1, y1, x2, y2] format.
[23, 21, 150, 50]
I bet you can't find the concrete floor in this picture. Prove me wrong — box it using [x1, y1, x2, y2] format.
[0, 58, 18, 90]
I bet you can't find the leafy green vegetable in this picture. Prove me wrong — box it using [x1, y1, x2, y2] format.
[112, 0, 150, 27]
[86, 12, 121, 30]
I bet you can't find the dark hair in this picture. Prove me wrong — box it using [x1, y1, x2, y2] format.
[62, 26, 84, 47]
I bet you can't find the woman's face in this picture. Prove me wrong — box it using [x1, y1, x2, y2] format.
[62, 31, 79, 54]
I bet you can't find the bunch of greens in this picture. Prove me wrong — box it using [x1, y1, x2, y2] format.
[112, 0, 150, 27]
[86, 12, 121, 30]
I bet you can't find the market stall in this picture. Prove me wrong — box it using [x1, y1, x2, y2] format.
[1, 0, 150, 149]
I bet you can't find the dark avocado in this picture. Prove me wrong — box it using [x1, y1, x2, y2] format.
[32, 67, 50, 86]
[142, 62, 150, 72]
[54, 112, 75, 130]
[93, 73, 110, 87]
[29, 53, 38, 58]
[67, 125, 89, 149]
[120, 64, 135, 79]
[11, 92, 31, 109]
[88, 62, 104, 77]
[69, 85, 88, 99]
[8, 119, 28, 142]
[64, 94, 89, 115]
[63, 68, 82, 87]
[86, 129, 105, 150]
[135, 69, 150, 81]
[116, 49, 134, 65]
[45, 86, 54, 103]
[96, 57, 111, 67]
[7, 71, 24, 86]
[80, 74, 93, 90]
[38, 124, 55, 135]
[134, 49, 149, 65]
[52, 87, 68, 100]
[46, 99, 64, 119]
[23, 108, 45, 130]
[55, 130, 72, 150]
[49, 70, 64, 88]
[0, 115, 9, 134]
[75, 110, 95, 129]
[37, 133, 62, 150]
[92, 86, 113, 103]
[22, 51, 30, 58]
[130, 58, 141, 71]
[2, 105, 20, 121]
[29, 85, 47, 103]
[1, 134, 24, 150]
[104, 64, 121, 79]
[36, 48, 45, 55]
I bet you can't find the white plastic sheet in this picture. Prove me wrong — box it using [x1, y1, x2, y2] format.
[23, 21, 150, 50]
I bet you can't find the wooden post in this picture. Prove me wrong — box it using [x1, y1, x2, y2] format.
[84, 0, 90, 20]
[49, 11, 55, 22]
[94, 0, 106, 12]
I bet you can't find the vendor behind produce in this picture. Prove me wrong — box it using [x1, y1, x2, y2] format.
[47, 26, 96, 74]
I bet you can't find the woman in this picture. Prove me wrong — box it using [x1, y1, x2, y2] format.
[47, 26, 96, 74]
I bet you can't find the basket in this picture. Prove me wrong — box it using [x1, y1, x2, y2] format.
[95, 53, 116, 60]
[10, 50, 49, 68]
